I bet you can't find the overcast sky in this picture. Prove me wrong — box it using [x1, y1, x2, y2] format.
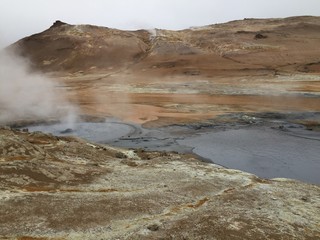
[0, 0, 319, 48]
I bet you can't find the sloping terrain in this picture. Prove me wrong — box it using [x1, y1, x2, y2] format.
[13, 20, 151, 72]
[14, 17, 320, 74]
[9, 17, 320, 126]
[1, 17, 320, 239]
[1, 127, 320, 239]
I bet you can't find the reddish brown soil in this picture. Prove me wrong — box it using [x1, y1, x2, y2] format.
[11, 16, 320, 125]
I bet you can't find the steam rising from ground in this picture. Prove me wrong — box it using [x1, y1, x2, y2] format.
[0, 49, 78, 127]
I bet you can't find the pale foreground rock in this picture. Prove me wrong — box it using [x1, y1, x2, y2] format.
[0, 128, 319, 239]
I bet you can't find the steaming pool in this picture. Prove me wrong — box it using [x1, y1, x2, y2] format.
[26, 118, 320, 185]
[27, 121, 136, 143]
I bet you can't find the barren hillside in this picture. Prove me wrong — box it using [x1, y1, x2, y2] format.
[1, 17, 320, 239]
[9, 16, 320, 125]
[14, 16, 320, 74]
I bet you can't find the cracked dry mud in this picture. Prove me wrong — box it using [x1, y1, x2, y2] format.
[1, 128, 319, 239]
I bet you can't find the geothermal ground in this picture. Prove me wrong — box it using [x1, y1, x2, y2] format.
[1, 127, 320, 239]
[1, 16, 320, 239]
[27, 112, 320, 185]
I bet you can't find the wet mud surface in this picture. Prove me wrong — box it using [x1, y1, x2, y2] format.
[26, 112, 320, 184]
[179, 128, 320, 184]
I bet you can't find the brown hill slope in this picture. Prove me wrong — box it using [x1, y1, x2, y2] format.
[13, 20, 151, 72]
[8, 16, 320, 125]
[13, 16, 320, 74]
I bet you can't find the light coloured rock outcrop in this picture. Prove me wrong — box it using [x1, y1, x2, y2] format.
[0, 128, 319, 239]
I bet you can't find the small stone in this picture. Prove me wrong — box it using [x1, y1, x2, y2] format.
[115, 152, 127, 159]
[60, 128, 73, 134]
[147, 224, 159, 231]
[254, 33, 268, 39]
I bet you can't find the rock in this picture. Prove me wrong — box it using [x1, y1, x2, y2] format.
[115, 152, 127, 159]
[147, 224, 160, 231]
[254, 33, 268, 39]
[60, 128, 74, 134]
[50, 20, 67, 28]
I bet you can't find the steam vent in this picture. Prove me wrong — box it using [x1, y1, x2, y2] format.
[1, 16, 320, 239]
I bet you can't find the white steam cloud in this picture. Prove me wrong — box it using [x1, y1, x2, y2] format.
[0, 49, 78, 127]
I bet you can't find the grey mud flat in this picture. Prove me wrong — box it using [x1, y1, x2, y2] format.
[26, 113, 320, 185]
[178, 127, 320, 184]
